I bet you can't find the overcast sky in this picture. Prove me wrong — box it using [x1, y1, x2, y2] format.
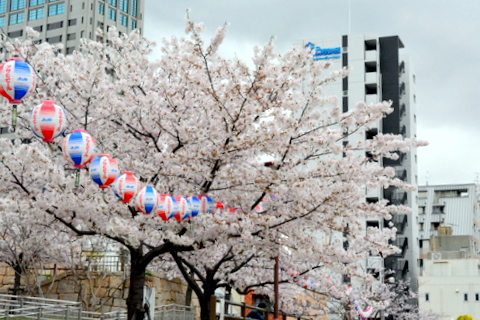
[144, 0, 480, 187]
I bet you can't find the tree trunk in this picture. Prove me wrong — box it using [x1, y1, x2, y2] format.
[126, 253, 146, 320]
[199, 289, 216, 320]
[13, 263, 22, 295]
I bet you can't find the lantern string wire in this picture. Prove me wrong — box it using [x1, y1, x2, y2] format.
[11, 104, 17, 131]
[74, 169, 81, 188]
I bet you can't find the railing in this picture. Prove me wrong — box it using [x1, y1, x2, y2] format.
[83, 252, 129, 273]
[81, 310, 127, 320]
[154, 304, 195, 320]
[0, 294, 81, 320]
[0, 294, 194, 320]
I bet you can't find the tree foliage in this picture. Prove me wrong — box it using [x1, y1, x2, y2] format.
[0, 19, 426, 320]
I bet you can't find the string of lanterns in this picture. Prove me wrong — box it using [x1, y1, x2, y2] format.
[0, 59, 216, 221]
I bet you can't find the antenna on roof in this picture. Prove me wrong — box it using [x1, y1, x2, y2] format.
[425, 171, 430, 186]
[348, 0, 351, 34]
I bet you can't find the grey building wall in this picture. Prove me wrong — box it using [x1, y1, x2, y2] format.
[0, 0, 145, 54]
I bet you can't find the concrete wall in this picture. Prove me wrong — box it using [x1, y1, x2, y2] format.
[419, 259, 480, 319]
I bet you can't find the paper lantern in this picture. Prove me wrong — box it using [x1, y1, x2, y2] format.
[187, 196, 201, 217]
[89, 154, 119, 188]
[30, 100, 67, 143]
[0, 58, 36, 104]
[136, 186, 159, 215]
[62, 129, 96, 168]
[157, 194, 177, 220]
[174, 196, 192, 221]
[199, 195, 214, 214]
[112, 171, 140, 203]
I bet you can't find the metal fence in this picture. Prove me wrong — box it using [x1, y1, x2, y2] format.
[154, 304, 195, 320]
[0, 294, 82, 319]
[0, 294, 195, 320]
[80, 305, 195, 320]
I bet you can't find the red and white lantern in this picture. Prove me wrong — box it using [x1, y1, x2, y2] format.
[112, 171, 140, 203]
[157, 194, 178, 221]
[174, 196, 192, 221]
[30, 100, 67, 143]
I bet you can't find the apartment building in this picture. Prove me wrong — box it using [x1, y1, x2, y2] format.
[298, 34, 420, 291]
[418, 183, 480, 273]
[0, 0, 145, 54]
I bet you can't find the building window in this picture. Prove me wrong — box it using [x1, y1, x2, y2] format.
[67, 33, 75, 40]
[476, 293, 479, 302]
[49, 0, 59, 2]
[131, 19, 136, 30]
[0, 0, 6, 14]
[68, 18, 76, 26]
[108, 0, 117, 6]
[32, 25, 42, 32]
[98, 3, 104, 15]
[9, 12, 24, 25]
[425, 293, 429, 302]
[48, 3, 64, 16]
[28, 8, 44, 20]
[0, 16, 4, 27]
[464, 294, 469, 301]
[131, 0, 137, 17]
[30, 0, 45, 5]
[47, 21, 63, 30]
[119, 14, 127, 26]
[107, 8, 116, 20]
[8, 30, 23, 38]
[66, 47, 74, 54]
[120, 0, 128, 12]
[10, 0, 26, 11]
[46, 35, 62, 43]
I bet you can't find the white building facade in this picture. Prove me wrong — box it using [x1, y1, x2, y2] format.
[297, 35, 420, 291]
[420, 256, 480, 319]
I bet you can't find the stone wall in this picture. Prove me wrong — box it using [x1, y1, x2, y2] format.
[0, 266, 199, 314]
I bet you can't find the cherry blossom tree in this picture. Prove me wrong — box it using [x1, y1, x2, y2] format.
[0, 207, 73, 295]
[0, 16, 426, 320]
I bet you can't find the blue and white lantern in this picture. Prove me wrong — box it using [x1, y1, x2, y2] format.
[62, 129, 96, 168]
[136, 186, 159, 215]
[187, 196, 201, 217]
[89, 154, 119, 188]
[0, 58, 36, 104]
